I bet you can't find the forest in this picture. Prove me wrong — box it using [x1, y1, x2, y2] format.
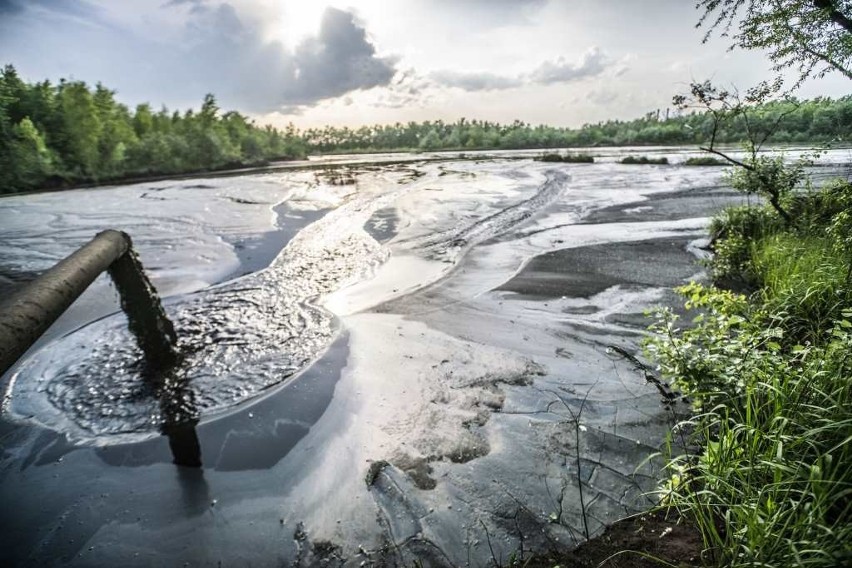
[1, 62, 852, 194]
[302, 97, 852, 152]
[0, 65, 306, 194]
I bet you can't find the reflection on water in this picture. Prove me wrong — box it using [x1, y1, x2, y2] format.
[158, 369, 202, 468]
[175, 463, 210, 516]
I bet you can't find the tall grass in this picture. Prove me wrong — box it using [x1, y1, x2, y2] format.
[707, 205, 781, 289]
[648, 288, 852, 567]
[750, 234, 850, 341]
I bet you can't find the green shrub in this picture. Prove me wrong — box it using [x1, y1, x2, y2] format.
[707, 205, 781, 288]
[683, 156, 727, 166]
[707, 181, 852, 327]
[620, 155, 669, 165]
[787, 179, 852, 232]
[726, 155, 804, 224]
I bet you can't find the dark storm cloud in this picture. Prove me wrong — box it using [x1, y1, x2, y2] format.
[0, 1, 397, 113]
[431, 48, 610, 92]
[0, 0, 21, 15]
[280, 8, 397, 105]
[0, 0, 101, 18]
[171, 4, 397, 110]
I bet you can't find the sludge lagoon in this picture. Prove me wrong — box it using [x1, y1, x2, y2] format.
[0, 148, 846, 566]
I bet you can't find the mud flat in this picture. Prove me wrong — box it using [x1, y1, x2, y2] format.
[1, 150, 844, 566]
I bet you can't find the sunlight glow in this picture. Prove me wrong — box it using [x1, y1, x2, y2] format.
[278, 1, 331, 47]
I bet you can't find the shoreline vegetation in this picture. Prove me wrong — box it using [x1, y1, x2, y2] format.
[2, 64, 850, 195]
[640, 176, 852, 567]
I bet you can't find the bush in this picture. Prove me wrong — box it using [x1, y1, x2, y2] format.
[787, 179, 852, 230]
[647, 170, 852, 566]
[707, 205, 781, 288]
[620, 155, 669, 165]
[683, 156, 727, 166]
[750, 234, 850, 342]
[726, 155, 804, 224]
[708, 181, 852, 306]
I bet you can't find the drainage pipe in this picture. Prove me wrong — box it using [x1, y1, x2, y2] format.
[0, 230, 177, 377]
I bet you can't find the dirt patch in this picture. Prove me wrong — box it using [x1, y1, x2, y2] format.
[527, 510, 703, 567]
[497, 237, 700, 299]
[392, 453, 437, 490]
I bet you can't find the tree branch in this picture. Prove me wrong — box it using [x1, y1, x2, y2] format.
[813, 0, 852, 34]
[699, 146, 752, 170]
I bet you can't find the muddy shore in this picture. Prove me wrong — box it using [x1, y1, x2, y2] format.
[2, 153, 841, 566]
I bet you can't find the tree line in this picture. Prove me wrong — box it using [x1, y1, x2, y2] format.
[1, 63, 851, 194]
[303, 97, 852, 153]
[0, 65, 306, 194]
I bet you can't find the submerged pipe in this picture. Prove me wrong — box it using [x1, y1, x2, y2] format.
[0, 230, 178, 377]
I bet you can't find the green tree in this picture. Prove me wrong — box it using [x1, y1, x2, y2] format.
[56, 80, 101, 177]
[133, 103, 154, 137]
[92, 83, 137, 176]
[9, 117, 52, 188]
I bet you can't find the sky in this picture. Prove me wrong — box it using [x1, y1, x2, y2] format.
[0, 0, 849, 129]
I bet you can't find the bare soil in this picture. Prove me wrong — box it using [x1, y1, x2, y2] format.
[527, 510, 704, 568]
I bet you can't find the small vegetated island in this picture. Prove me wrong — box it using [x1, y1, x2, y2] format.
[619, 155, 669, 165]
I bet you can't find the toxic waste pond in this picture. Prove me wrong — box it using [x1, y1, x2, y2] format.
[0, 148, 846, 566]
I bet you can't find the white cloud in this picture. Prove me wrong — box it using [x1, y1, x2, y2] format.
[529, 47, 608, 85]
[429, 70, 523, 92]
[429, 47, 610, 92]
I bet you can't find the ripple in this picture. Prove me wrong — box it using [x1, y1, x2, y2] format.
[8, 189, 398, 442]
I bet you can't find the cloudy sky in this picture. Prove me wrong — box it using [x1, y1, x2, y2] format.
[0, 0, 848, 129]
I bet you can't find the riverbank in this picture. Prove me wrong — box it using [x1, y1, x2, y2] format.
[642, 177, 852, 566]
